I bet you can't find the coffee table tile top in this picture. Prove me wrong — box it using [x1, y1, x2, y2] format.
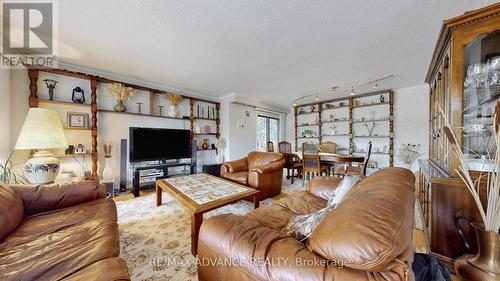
[164, 174, 249, 205]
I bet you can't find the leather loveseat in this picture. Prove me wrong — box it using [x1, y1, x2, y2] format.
[0, 181, 130, 281]
[221, 151, 285, 200]
[198, 168, 416, 281]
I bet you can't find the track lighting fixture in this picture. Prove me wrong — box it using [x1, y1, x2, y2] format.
[350, 87, 355, 96]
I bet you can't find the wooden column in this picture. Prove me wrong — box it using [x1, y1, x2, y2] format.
[348, 97, 354, 152]
[216, 103, 220, 138]
[389, 91, 394, 167]
[149, 90, 155, 115]
[28, 69, 39, 107]
[294, 106, 298, 152]
[90, 78, 98, 180]
[317, 103, 322, 144]
[189, 98, 195, 140]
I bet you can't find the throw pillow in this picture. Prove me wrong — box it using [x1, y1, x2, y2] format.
[0, 184, 24, 240]
[282, 176, 359, 241]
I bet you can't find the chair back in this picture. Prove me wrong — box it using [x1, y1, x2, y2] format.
[362, 141, 373, 176]
[319, 141, 337, 153]
[302, 144, 321, 173]
[302, 143, 318, 154]
[278, 141, 292, 153]
[266, 141, 274, 152]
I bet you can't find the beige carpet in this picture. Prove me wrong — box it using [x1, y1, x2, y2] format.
[116, 178, 305, 281]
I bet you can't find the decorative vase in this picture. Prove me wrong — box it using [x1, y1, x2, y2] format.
[168, 105, 178, 117]
[113, 100, 126, 112]
[24, 151, 60, 184]
[102, 157, 113, 181]
[455, 222, 500, 281]
[216, 149, 224, 164]
[202, 139, 209, 150]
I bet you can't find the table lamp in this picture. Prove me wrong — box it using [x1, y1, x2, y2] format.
[14, 108, 68, 184]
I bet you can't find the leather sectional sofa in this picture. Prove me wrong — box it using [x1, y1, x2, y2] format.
[198, 167, 416, 281]
[0, 181, 130, 281]
[220, 151, 285, 200]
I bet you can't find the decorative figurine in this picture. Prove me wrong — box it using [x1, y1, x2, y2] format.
[43, 79, 58, 100]
[379, 95, 385, 103]
[136, 102, 143, 114]
[72, 87, 85, 103]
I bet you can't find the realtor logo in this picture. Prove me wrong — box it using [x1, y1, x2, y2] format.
[1, 1, 58, 68]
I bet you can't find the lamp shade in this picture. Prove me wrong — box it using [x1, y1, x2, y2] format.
[15, 108, 68, 150]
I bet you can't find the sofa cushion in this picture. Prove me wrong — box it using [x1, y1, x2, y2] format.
[308, 168, 415, 272]
[0, 198, 120, 281]
[246, 151, 284, 170]
[10, 180, 106, 216]
[60, 257, 130, 281]
[0, 184, 24, 241]
[223, 171, 248, 185]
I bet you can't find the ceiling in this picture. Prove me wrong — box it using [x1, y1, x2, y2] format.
[56, 0, 495, 109]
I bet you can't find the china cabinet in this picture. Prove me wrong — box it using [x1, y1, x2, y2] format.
[419, 2, 500, 271]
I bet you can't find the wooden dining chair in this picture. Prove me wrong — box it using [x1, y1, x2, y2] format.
[337, 141, 372, 177]
[318, 141, 337, 153]
[278, 141, 302, 183]
[278, 141, 292, 153]
[318, 141, 337, 175]
[266, 141, 274, 152]
[302, 143, 329, 185]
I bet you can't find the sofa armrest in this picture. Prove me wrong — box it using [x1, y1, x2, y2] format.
[249, 160, 284, 174]
[222, 158, 248, 173]
[306, 176, 343, 200]
[10, 180, 106, 216]
[198, 214, 405, 281]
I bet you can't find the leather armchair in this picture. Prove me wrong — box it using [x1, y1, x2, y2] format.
[221, 151, 285, 200]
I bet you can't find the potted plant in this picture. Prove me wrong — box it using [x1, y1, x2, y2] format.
[302, 129, 314, 138]
[108, 83, 134, 112]
[0, 153, 29, 184]
[439, 105, 500, 281]
[164, 93, 182, 117]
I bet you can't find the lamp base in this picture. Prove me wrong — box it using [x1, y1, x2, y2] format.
[25, 151, 60, 184]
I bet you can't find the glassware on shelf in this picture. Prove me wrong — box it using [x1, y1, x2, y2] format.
[462, 31, 500, 172]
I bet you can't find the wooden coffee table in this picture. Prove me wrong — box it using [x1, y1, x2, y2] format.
[156, 173, 259, 256]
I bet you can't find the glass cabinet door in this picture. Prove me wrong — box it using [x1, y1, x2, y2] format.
[463, 30, 500, 172]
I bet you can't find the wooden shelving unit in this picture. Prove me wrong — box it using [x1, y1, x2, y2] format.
[294, 90, 394, 167]
[27, 66, 221, 180]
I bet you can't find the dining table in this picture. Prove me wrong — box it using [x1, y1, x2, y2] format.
[290, 151, 365, 177]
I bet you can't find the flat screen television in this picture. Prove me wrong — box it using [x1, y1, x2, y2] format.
[129, 127, 191, 162]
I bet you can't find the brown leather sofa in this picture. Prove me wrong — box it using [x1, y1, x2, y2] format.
[198, 167, 416, 281]
[0, 181, 130, 281]
[220, 151, 285, 200]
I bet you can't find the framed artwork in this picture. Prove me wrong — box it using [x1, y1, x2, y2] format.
[67, 112, 88, 129]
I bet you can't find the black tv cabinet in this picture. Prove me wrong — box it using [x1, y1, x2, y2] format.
[132, 161, 196, 197]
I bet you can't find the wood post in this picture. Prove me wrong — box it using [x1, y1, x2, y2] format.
[28, 69, 39, 108]
[90, 78, 98, 180]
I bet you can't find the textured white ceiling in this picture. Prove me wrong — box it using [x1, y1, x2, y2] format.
[57, 0, 494, 108]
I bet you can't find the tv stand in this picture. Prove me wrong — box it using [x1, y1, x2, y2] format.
[132, 161, 196, 197]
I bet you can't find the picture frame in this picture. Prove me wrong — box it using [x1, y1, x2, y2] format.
[67, 112, 89, 129]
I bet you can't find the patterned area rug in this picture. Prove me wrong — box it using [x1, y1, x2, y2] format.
[116, 177, 305, 281]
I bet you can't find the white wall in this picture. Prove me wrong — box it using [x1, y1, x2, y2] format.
[228, 103, 257, 160]
[393, 84, 429, 171]
[0, 69, 11, 162]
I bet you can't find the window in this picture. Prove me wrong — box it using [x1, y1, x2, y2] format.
[257, 115, 280, 152]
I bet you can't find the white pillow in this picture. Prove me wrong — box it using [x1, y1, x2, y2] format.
[328, 176, 358, 206]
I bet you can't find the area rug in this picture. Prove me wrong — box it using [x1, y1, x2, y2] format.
[116, 177, 305, 281]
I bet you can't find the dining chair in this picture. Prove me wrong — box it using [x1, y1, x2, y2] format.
[318, 141, 337, 175]
[278, 141, 292, 153]
[319, 141, 337, 153]
[278, 141, 302, 183]
[266, 141, 274, 152]
[337, 141, 372, 177]
[302, 143, 329, 185]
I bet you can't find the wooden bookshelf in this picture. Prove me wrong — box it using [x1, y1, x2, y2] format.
[27, 66, 221, 180]
[294, 90, 394, 167]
